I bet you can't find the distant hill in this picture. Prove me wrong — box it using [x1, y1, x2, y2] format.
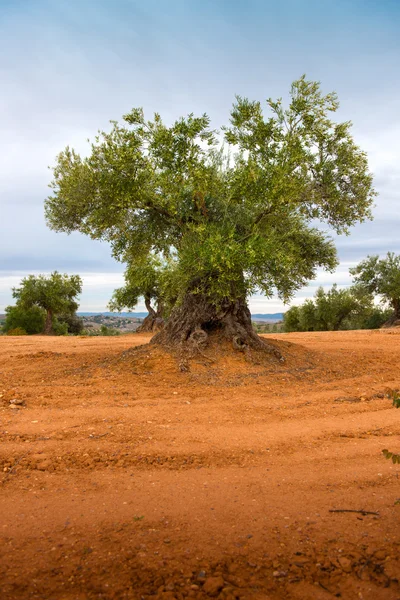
[251, 313, 284, 322]
[77, 311, 284, 322]
[78, 312, 147, 318]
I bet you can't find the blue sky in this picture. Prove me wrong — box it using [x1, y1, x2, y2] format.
[1, 0, 399, 313]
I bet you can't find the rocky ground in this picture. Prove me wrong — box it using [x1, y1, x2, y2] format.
[0, 330, 399, 599]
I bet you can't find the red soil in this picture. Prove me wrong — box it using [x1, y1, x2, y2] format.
[0, 330, 399, 599]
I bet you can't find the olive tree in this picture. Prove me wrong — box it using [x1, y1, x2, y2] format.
[45, 77, 375, 357]
[12, 272, 82, 334]
[350, 252, 400, 325]
[284, 284, 376, 332]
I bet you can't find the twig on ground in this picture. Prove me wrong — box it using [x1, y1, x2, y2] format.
[329, 509, 379, 516]
[1, 453, 28, 484]
[198, 351, 216, 363]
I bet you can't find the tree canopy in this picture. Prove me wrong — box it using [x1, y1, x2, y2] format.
[350, 252, 400, 323]
[45, 77, 376, 355]
[12, 272, 82, 334]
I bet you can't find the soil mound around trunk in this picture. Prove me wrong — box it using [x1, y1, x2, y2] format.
[112, 332, 316, 380]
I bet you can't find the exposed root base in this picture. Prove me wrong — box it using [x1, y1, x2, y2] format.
[172, 332, 284, 373]
[114, 334, 311, 384]
[151, 295, 284, 370]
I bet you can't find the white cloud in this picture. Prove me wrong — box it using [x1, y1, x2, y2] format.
[1, 0, 399, 314]
[0, 271, 140, 313]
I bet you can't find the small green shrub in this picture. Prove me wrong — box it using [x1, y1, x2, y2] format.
[100, 325, 120, 336]
[6, 327, 27, 336]
[3, 305, 45, 334]
[52, 319, 69, 336]
[81, 325, 120, 337]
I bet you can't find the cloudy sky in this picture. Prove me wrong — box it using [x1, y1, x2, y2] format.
[1, 0, 399, 313]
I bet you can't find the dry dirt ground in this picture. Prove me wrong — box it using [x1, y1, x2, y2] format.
[0, 330, 399, 600]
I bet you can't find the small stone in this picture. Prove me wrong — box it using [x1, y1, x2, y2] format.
[273, 570, 287, 577]
[9, 405, 19, 410]
[163, 538, 171, 544]
[338, 557, 352, 572]
[203, 576, 224, 596]
[190, 584, 199, 590]
[36, 461, 51, 471]
[10, 398, 24, 405]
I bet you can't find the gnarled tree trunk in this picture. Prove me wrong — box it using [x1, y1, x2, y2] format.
[151, 293, 283, 362]
[44, 310, 53, 335]
[382, 303, 400, 328]
[137, 296, 164, 333]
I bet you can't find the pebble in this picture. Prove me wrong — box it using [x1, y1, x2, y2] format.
[36, 461, 51, 471]
[10, 398, 24, 405]
[338, 557, 352, 572]
[9, 405, 19, 410]
[203, 576, 224, 595]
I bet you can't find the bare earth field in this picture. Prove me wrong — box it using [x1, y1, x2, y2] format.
[0, 330, 399, 600]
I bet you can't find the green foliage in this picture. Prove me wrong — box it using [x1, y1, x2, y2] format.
[283, 283, 379, 332]
[46, 77, 375, 312]
[350, 252, 400, 319]
[13, 272, 82, 315]
[3, 305, 46, 334]
[108, 254, 175, 316]
[391, 390, 400, 409]
[299, 299, 319, 331]
[351, 306, 392, 330]
[52, 319, 69, 336]
[12, 272, 82, 333]
[81, 325, 120, 336]
[282, 306, 301, 332]
[6, 327, 27, 336]
[382, 389, 400, 464]
[100, 325, 120, 336]
[56, 313, 84, 334]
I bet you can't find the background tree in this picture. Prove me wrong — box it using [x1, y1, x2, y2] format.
[350, 252, 400, 326]
[314, 285, 364, 331]
[283, 284, 382, 332]
[298, 299, 319, 331]
[12, 272, 82, 334]
[108, 255, 175, 332]
[282, 305, 301, 332]
[46, 77, 375, 358]
[3, 305, 46, 335]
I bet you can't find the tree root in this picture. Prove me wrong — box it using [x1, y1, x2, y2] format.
[151, 294, 285, 368]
